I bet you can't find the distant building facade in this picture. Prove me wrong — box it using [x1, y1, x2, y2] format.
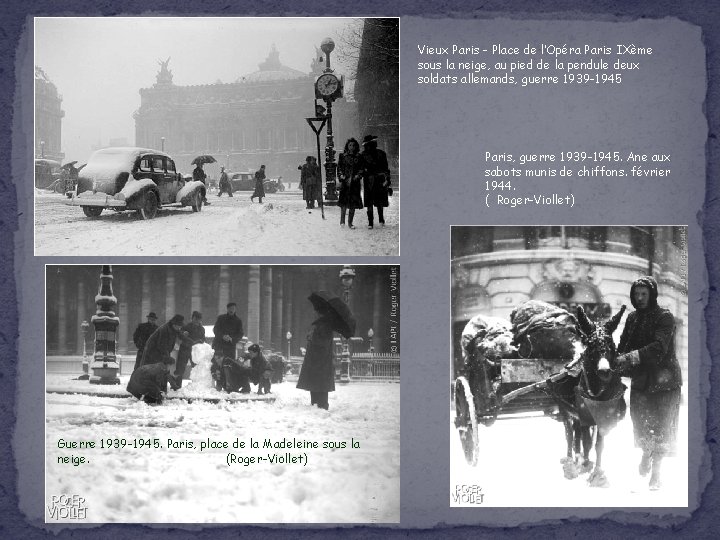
[46, 265, 395, 358]
[134, 47, 358, 182]
[34, 66, 65, 161]
[451, 226, 688, 377]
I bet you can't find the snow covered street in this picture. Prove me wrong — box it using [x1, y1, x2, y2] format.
[34, 188, 399, 256]
[449, 385, 688, 510]
[45, 371, 400, 523]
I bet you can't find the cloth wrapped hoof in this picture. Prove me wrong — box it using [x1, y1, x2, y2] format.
[587, 468, 610, 488]
[563, 459, 579, 480]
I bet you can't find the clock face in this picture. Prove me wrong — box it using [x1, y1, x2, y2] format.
[316, 74, 339, 96]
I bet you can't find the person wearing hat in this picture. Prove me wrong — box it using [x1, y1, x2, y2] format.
[300, 156, 320, 210]
[175, 311, 206, 385]
[192, 162, 210, 205]
[360, 135, 391, 229]
[217, 166, 233, 197]
[140, 314, 190, 369]
[132, 311, 158, 372]
[212, 303, 244, 360]
[616, 276, 683, 490]
[250, 164, 266, 203]
[127, 354, 180, 405]
[243, 343, 274, 395]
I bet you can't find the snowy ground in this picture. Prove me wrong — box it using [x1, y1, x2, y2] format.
[45, 348, 400, 524]
[450, 384, 688, 510]
[33, 188, 399, 256]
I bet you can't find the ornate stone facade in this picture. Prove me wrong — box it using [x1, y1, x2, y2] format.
[34, 66, 65, 161]
[134, 48, 358, 182]
[451, 226, 688, 374]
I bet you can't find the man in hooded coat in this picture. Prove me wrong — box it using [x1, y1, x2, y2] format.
[617, 276, 683, 490]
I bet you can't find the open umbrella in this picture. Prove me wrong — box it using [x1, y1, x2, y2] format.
[191, 155, 217, 166]
[308, 291, 356, 339]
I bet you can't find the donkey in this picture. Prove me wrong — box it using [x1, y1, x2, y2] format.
[558, 305, 627, 487]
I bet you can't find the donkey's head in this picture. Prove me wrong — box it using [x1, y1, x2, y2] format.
[576, 305, 626, 386]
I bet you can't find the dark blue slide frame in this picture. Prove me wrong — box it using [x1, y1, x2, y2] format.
[2, 1, 719, 538]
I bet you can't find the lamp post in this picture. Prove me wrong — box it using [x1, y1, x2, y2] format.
[368, 328, 374, 354]
[78, 320, 90, 380]
[40, 140, 45, 158]
[339, 265, 355, 383]
[89, 265, 121, 384]
[286, 331, 292, 362]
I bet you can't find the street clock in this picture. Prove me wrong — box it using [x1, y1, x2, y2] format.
[315, 72, 343, 100]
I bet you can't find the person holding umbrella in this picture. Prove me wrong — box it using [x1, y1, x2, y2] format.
[296, 291, 356, 410]
[192, 155, 216, 205]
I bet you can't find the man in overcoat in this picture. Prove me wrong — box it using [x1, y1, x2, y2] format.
[132, 312, 158, 372]
[212, 303, 244, 360]
[617, 276, 683, 490]
[217, 166, 233, 197]
[140, 314, 186, 367]
[175, 311, 206, 384]
[193, 162, 209, 204]
[360, 135, 391, 229]
[250, 165, 266, 203]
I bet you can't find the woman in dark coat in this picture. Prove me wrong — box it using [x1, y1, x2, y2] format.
[337, 138, 364, 229]
[617, 276, 683, 490]
[250, 165, 266, 203]
[297, 292, 355, 410]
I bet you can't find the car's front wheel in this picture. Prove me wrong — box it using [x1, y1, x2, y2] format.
[81, 206, 103, 218]
[138, 191, 158, 220]
[191, 190, 203, 212]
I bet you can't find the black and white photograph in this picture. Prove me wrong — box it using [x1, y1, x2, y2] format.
[450, 226, 688, 507]
[45, 264, 400, 523]
[33, 17, 399, 256]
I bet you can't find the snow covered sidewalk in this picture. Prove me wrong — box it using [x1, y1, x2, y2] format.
[46, 380, 400, 523]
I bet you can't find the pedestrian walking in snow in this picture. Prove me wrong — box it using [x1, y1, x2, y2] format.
[360, 135, 391, 229]
[217, 166, 233, 197]
[250, 165, 266, 203]
[337, 137, 365, 229]
[616, 276, 683, 490]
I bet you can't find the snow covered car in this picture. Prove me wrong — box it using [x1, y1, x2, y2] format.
[66, 147, 206, 219]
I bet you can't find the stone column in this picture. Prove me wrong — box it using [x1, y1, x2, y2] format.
[141, 267, 151, 322]
[247, 266, 261, 343]
[165, 267, 176, 319]
[261, 267, 272, 348]
[217, 266, 231, 316]
[117, 276, 128, 355]
[76, 279, 86, 355]
[58, 276, 66, 354]
[191, 266, 202, 314]
[283, 271, 294, 352]
[272, 270, 284, 350]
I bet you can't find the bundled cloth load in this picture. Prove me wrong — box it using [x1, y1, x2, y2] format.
[461, 314, 516, 367]
[509, 300, 579, 360]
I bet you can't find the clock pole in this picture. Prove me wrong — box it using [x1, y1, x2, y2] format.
[320, 38, 339, 202]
